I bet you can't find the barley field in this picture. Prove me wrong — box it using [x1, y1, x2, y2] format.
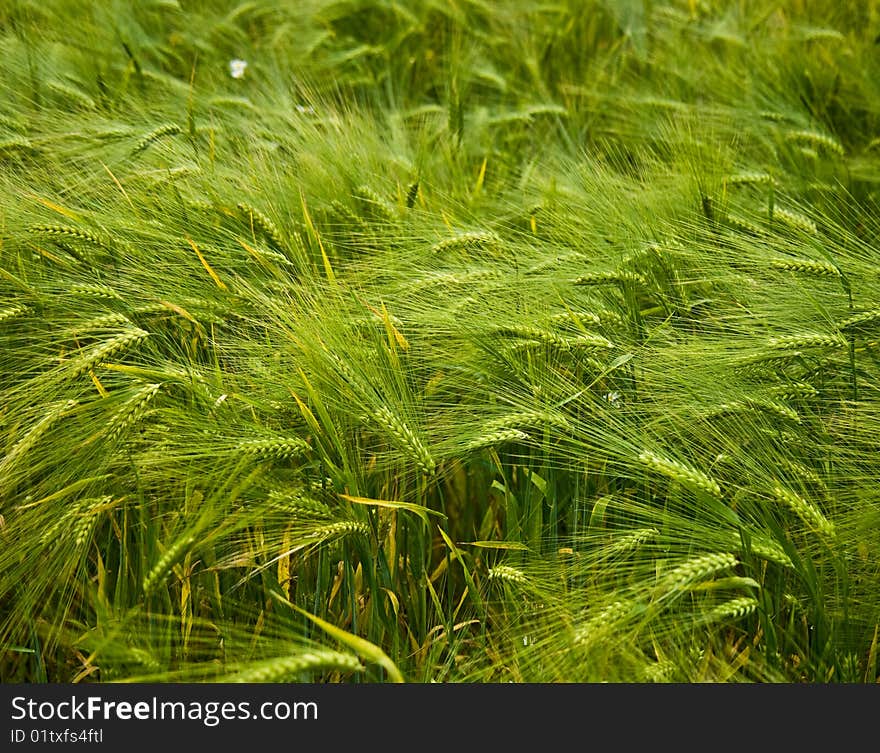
[1, 0, 879, 684]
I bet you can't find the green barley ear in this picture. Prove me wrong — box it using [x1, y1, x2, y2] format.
[785, 129, 844, 157]
[771, 207, 818, 234]
[353, 185, 397, 222]
[222, 650, 364, 682]
[143, 534, 197, 595]
[237, 202, 287, 250]
[430, 231, 501, 255]
[638, 450, 723, 498]
[770, 257, 840, 277]
[369, 405, 435, 474]
[0, 399, 78, 494]
[132, 123, 182, 155]
[771, 485, 835, 539]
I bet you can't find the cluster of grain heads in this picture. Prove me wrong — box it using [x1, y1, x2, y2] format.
[638, 450, 723, 498]
[223, 650, 364, 682]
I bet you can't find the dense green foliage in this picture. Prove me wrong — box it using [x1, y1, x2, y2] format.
[1, 0, 879, 683]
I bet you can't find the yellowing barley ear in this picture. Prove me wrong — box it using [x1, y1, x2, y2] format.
[487, 564, 529, 586]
